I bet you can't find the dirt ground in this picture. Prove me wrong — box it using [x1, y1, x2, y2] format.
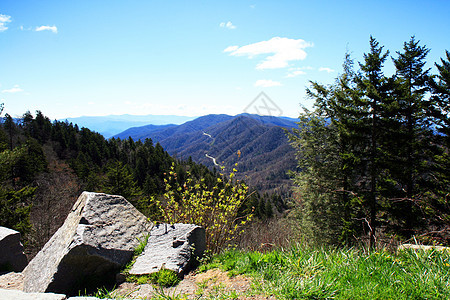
[0, 269, 276, 299]
[113, 268, 276, 299]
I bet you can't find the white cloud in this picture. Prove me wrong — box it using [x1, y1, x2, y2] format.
[254, 79, 282, 87]
[224, 37, 313, 70]
[2, 85, 23, 93]
[223, 45, 239, 52]
[35, 25, 58, 33]
[220, 21, 236, 29]
[286, 68, 306, 78]
[0, 14, 12, 32]
[319, 67, 335, 73]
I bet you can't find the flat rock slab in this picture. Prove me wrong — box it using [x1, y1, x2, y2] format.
[0, 288, 66, 300]
[398, 243, 450, 251]
[0, 227, 28, 272]
[0, 289, 128, 300]
[22, 192, 153, 294]
[129, 223, 205, 275]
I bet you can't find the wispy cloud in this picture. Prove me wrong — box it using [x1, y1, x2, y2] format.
[35, 25, 58, 33]
[224, 37, 313, 70]
[286, 68, 306, 78]
[224, 45, 238, 52]
[220, 21, 236, 29]
[2, 85, 23, 93]
[254, 79, 282, 87]
[0, 14, 12, 32]
[319, 67, 335, 73]
[20, 25, 33, 31]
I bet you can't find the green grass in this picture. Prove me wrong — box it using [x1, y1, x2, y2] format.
[203, 244, 450, 299]
[126, 268, 181, 287]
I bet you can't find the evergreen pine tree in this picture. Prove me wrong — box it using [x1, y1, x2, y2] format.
[392, 36, 433, 234]
[355, 36, 391, 247]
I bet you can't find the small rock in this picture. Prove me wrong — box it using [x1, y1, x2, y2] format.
[0, 227, 28, 272]
[398, 243, 450, 251]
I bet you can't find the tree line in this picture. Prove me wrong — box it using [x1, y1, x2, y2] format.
[288, 36, 450, 247]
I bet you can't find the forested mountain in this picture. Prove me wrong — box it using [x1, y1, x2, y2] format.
[115, 114, 298, 195]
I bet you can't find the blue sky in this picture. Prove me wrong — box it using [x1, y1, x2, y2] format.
[1, 0, 449, 119]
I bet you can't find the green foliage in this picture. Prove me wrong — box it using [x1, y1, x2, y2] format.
[151, 269, 181, 287]
[287, 87, 359, 245]
[159, 163, 253, 254]
[0, 186, 34, 238]
[102, 160, 139, 200]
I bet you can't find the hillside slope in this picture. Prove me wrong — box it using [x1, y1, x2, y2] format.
[116, 114, 298, 194]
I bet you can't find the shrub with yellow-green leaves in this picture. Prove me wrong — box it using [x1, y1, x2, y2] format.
[158, 163, 252, 254]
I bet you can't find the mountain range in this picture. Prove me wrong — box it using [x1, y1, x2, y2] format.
[114, 114, 299, 195]
[62, 114, 196, 138]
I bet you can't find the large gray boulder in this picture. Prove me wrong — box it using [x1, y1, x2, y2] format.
[0, 227, 28, 272]
[22, 192, 153, 295]
[129, 223, 205, 275]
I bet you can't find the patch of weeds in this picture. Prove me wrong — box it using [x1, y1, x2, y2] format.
[91, 286, 117, 299]
[127, 268, 181, 287]
[151, 286, 191, 300]
[198, 283, 242, 300]
[79, 285, 132, 299]
[152, 269, 181, 287]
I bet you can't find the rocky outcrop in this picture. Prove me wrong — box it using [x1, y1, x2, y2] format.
[22, 192, 153, 295]
[0, 227, 28, 272]
[129, 223, 205, 275]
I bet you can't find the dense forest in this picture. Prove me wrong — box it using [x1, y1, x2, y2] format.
[0, 107, 279, 257]
[289, 36, 450, 247]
